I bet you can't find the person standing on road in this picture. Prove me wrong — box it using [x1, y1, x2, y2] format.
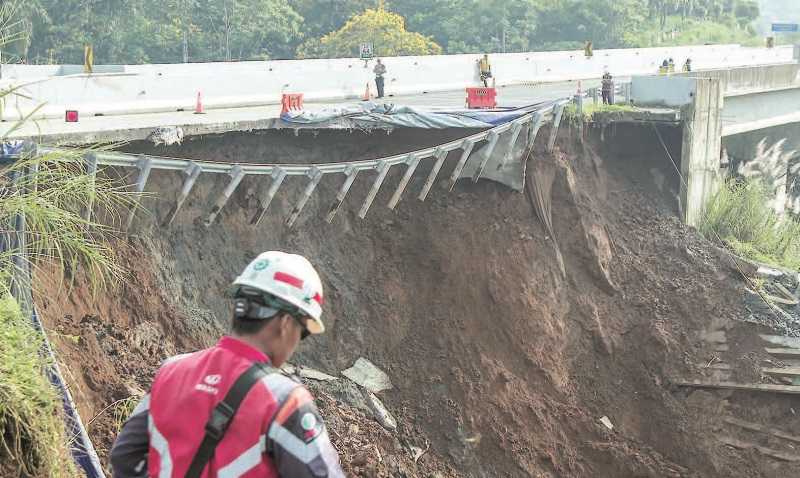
[601, 70, 614, 105]
[478, 54, 492, 87]
[110, 251, 345, 478]
[374, 58, 387, 98]
[683, 58, 692, 72]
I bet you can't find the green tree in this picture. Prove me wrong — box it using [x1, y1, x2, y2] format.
[300, 8, 441, 58]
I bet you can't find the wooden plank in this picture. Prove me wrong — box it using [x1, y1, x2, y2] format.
[774, 283, 799, 305]
[674, 380, 800, 395]
[723, 417, 800, 445]
[760, 335, 800, 349]
[701, 363, 732, 370]
[766, 348, 800, 359]
[718, 436, 800, 462]
[762, 367, 800, 378]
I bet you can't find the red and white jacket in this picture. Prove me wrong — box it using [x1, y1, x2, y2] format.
[110, 337, 344, 477]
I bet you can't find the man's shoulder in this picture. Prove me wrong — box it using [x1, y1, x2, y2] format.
[260, 371, 304, 404]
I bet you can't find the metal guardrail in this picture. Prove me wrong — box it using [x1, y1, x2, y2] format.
[41, 100, 570, 229]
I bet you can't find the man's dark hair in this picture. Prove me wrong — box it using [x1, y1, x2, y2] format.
[231, 316, 272, 336]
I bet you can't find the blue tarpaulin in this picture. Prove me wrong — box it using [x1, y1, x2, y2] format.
[280, 101, 553, 130]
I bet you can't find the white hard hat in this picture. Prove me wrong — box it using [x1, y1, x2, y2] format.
[231, 251, 325, 334]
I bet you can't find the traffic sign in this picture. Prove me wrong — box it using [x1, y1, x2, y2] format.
[771, 23, 799, 33]
[359, 42, 374, 60]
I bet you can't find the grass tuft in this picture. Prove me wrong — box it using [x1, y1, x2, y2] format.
[700, 178, 800, 270]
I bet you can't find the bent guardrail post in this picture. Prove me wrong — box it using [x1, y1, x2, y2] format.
[83, 152, 98, 221]
[547, 102, 567, 153]
[326, 165, 358, 223]
[359, 160, 390, 219]
[205, 164, 245, 227]
[419, 147, 448, 202]
[528, 111, 545, 147]
[449, 139, 476, 191]
[388, 153, 421, 210]
[496, 120, 525, 172]
[287, 167, 323, 227]
[472, 130, 501, 183]
[163, 162, 202, 226]
[125, 155, 153, 231]
[250, 167, 286, 225]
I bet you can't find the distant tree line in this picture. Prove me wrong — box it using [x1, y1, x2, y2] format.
[4, 0, 762, 64]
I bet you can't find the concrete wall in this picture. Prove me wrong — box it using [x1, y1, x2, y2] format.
[722, 88, 800, 135]
[0, 44, 794, 120]
[686, 63, 800, 95]
[631, 76, 697, 107]
[680, 78, 724, 226]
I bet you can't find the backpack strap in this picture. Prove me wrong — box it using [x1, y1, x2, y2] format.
[185, 362, 276, 478]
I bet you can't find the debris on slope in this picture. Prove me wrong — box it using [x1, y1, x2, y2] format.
[34, 126, 800, 477]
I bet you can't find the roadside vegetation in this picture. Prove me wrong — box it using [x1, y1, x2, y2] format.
[701, 178, 800, 271]
[7, 0, 764, 64]
[564, 102, 636, 124]
[0, 4, 131, 474]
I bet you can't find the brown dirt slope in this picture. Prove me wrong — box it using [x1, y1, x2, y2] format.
[37, 126, 799, 477]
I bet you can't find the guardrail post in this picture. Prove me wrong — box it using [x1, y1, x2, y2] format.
[286, 168, 323, 227]
[419, 147, 448, 201]
[125, 155, 153, 231]
[326, 166, 359, 223]
[472, 130, 501, 182]
[10, 170, 31, 315]
[547, 103, 566, 153]
[83, 152, 98, 221]
[496, 120, 525, 172]
[163, 162, 202, 226]
[250, 167, 286, 226]
[387, 153, 421, 210]
[205, 165, 245, 227]
[449, 140, 476, 191]
[575, 93, 584, 142]
[527, 112, 545, 147]
[358, 161, 390, 219]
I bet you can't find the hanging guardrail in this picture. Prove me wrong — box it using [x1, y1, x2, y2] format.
[40, 100, 569, 229]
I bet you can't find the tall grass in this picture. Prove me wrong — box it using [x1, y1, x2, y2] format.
[700, 178, 800, 270]
[0, 3, 132, 474]
[0, 294, 79, 477]
[1, 149, 132, 294]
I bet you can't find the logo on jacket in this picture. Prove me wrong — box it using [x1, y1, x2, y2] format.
[195, 374, 222, 395]
[300, 412, 322, 442]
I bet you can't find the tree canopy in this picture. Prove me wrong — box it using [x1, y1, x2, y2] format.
[299, 8, 441, 58]
[4, 0, 766, 64]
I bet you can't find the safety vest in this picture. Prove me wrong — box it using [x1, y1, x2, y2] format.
[479, 58, 491, 73]
[146, 337, 339, 477]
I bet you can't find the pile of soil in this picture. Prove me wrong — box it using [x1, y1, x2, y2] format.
[36, 126, 799, 476]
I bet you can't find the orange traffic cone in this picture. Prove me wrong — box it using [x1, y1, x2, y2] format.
[194, 91, 206, 114]
[362, 82, 371, 101]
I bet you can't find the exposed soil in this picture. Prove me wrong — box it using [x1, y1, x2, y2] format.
[36, 124, 800, 477]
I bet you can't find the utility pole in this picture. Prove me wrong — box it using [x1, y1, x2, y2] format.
[224, 0, 231, 61]
[182, 31, 188, 63]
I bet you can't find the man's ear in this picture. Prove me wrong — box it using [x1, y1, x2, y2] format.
[277, 313, 293, 337]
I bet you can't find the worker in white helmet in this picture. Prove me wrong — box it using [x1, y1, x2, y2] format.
[111, 251, 344, 478]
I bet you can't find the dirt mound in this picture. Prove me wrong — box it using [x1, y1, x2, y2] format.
[36, 126, 797, 476]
